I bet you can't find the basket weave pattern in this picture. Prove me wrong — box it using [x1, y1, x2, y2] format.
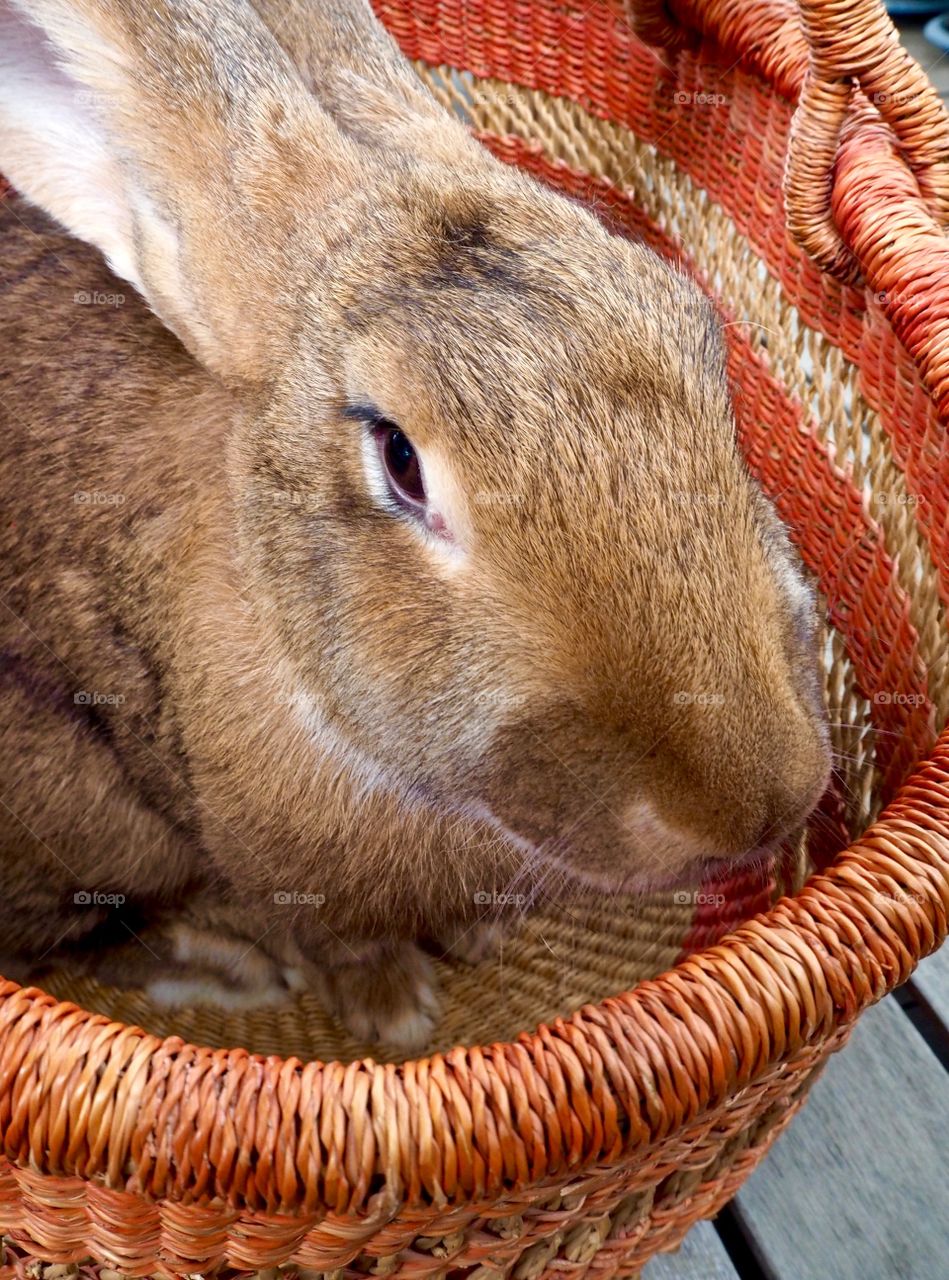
[1, 0, 949, 1275]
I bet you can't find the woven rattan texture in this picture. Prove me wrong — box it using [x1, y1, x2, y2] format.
[31, 881, 776, 1063]
[1, 0, 949, 1275]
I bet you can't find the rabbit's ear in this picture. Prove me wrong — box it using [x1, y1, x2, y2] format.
[0, 0, 351, 379]
[250, 0, 443, 125]
[251, 0, 484, 166]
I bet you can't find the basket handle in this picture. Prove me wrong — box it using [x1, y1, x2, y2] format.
[625, 0, 949, 281]
[786, 0, 949, 280]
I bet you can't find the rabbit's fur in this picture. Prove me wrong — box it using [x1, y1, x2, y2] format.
[0, 0, 831, 1047]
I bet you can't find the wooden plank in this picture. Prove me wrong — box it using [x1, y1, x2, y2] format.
[734, 995, 949, 1280]
[642, 1220, 741, 1280]
[910, 944, 949, 1028]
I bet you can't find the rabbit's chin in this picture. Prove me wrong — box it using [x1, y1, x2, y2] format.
[463, 800, 778, 899]
[517, 844, 777, 900]
[622, 846, 779, 895]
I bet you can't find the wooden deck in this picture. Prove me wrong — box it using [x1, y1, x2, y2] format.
[641, 944, 949, 1280]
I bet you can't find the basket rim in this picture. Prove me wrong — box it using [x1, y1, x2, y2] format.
[2, 0, 949, 1225]
[1, 729, 947, 1216]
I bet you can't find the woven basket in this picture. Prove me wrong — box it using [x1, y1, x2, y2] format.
[2, 0, 949, 1274]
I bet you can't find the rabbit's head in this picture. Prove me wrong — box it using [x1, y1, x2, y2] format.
[247, 175, 831, 889]
[1, 0, 830, 892]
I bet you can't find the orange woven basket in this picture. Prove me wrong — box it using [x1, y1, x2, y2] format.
[2, 0, 949, 1274]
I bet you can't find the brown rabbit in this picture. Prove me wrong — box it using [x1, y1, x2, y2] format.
[0, 0, 830, 1048]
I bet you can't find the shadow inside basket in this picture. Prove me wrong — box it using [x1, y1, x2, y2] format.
[28, 888, 754, 1062]
[29, 807, 846, 1064]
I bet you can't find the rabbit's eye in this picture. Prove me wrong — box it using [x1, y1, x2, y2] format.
[374, 423, 427, 510]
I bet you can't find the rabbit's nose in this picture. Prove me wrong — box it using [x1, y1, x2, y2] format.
[754, 774, 830, 852]
[621, 798, 721, 865]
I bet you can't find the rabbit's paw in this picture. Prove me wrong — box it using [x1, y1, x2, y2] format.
[148, 920, 295, 1009]
[92, 918, 295, 1010]
[437, 919, 506, 965]
[317, 943, 439, 1051]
